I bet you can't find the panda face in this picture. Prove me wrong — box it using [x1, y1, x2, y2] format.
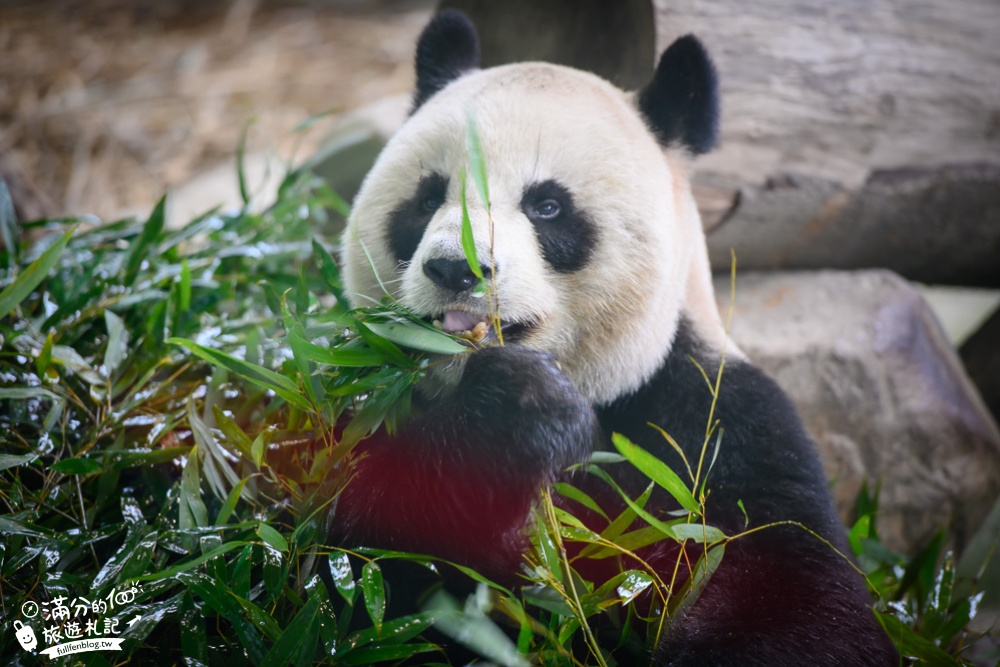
[342, 63, 698, 405]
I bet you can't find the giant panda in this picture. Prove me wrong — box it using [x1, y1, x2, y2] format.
[335, 10, 898, 667]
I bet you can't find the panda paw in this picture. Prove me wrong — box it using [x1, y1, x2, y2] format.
[443, 345, 596, 471]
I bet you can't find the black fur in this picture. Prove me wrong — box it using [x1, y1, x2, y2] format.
[590, 319, 897, 666]
[333, 345, 595, 583]
[412, 9, 480, 112]
[521, 180, 598, 273]
[387, 172, 448, 262]
[638, 35, 720, 155]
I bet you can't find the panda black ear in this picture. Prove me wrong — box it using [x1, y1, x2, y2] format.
[412, 10, 480, 112]
[637, 35, 719, 155]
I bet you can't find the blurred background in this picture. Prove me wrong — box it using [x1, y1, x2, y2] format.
[0, 0, 431, 221]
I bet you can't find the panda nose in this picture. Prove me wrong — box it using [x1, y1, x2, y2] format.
[423, 258, 493, 293]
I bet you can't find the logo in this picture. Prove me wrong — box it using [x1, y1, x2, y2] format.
[10, 585, 142, 658]
[13, 621, 37, 651]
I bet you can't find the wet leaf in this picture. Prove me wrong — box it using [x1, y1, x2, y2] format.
[361, 560, 385, 632]
[51, 457, 103, 475]
[0, 228, 72, 318]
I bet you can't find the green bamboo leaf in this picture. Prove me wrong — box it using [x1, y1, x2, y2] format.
[361, 560, 385, 632]
[177, 571, 266, 664]
[339, 644, 439, 666]
[287, 327, 385, 367]
[0, 229, 72, 319]
[459, 170, 484, 281]
[236, 128, 250, 206]
[51, 457, 102, 475]
[179, 446, 209, 530]
[216, 477, 250, 525]
[0, 387, 61, 401]
[312, 238, 348, 306]
[466, 110, 490, 209]
[261, 593, 321, 667]
[671, 522, 727, 545]
[124, 195, 165, 285]
[587, 466, 680, 540]
[257, 522, 289, 553]
[613, 432, 700, 514]
[553, 482, 609, 521]
[103, 310, 129, 377]
[340, 611, 440, 651]
[329, 551, 356, 605]
[0, 452, 40, 471]
[362, 321, 468, 355]
[36, 331, 54, 377]
[667, 544, 726, 620]
[179, 592, 208, 665]
[134, 541, 251, 584]
[178, 257, 192, 311]
[212, 405, 254, 461]
[427, 589, 530, 667]
[167, 337, 312, 411]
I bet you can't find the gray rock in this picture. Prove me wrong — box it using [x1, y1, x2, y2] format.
[714, 269, 1000, 554]
[961, 307, 1000, 428]
[706, 165, 1000, 287]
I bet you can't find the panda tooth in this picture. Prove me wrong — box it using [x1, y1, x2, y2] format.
[432, 319, 443, 330]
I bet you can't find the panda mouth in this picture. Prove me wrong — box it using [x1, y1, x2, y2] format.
[429, 309, 534, 343]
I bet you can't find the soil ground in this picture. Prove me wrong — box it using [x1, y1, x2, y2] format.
[0, 0, 433, 222]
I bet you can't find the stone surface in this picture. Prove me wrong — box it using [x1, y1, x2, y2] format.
[706, 165, 1000, 287]
[714, 269, 1000, 554]
[961, 308, 1000, 429]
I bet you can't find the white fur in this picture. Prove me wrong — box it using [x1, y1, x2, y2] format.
[343, 62, 735, 405]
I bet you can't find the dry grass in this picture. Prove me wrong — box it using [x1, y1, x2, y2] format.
[0, 0, 432, 222]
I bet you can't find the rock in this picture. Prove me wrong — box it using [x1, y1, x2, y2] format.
[714, 269, 1000, 554]
[706, 165, 1000, 287]
[961, 307, 1000, 428]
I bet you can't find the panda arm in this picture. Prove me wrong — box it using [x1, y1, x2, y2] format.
[334, 345, 595, 580]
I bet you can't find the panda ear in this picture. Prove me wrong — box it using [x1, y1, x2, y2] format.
[637, 35, 719, 155]
[412, 10, 480, 112]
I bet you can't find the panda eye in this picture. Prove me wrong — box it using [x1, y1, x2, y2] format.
[420, 195, 443, 214]
[530, 198, 562, 220]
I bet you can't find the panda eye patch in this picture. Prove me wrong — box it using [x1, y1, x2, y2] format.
[521, 180, 596, 273]
[387, 172, 448, 262]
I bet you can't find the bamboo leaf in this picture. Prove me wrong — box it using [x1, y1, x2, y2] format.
[362, 321, 468, 355]
[256, 522, 289, 553]
[124, 195, 166, 285]
[329, 551, 356, 605]
[613, 432, 700, 514]
[287, 326, 385, 367]
[51, 457, 103, 475]
[261, 592, 320, 667]
[466, 110, 490, 209]
[168, 337, 313, 411]
[361, 560, 385, 632]
[0, 229, 72, 318]
[103, 310, 129, 377]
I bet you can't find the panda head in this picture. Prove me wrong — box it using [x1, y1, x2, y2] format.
[342, 10, 726, 405]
